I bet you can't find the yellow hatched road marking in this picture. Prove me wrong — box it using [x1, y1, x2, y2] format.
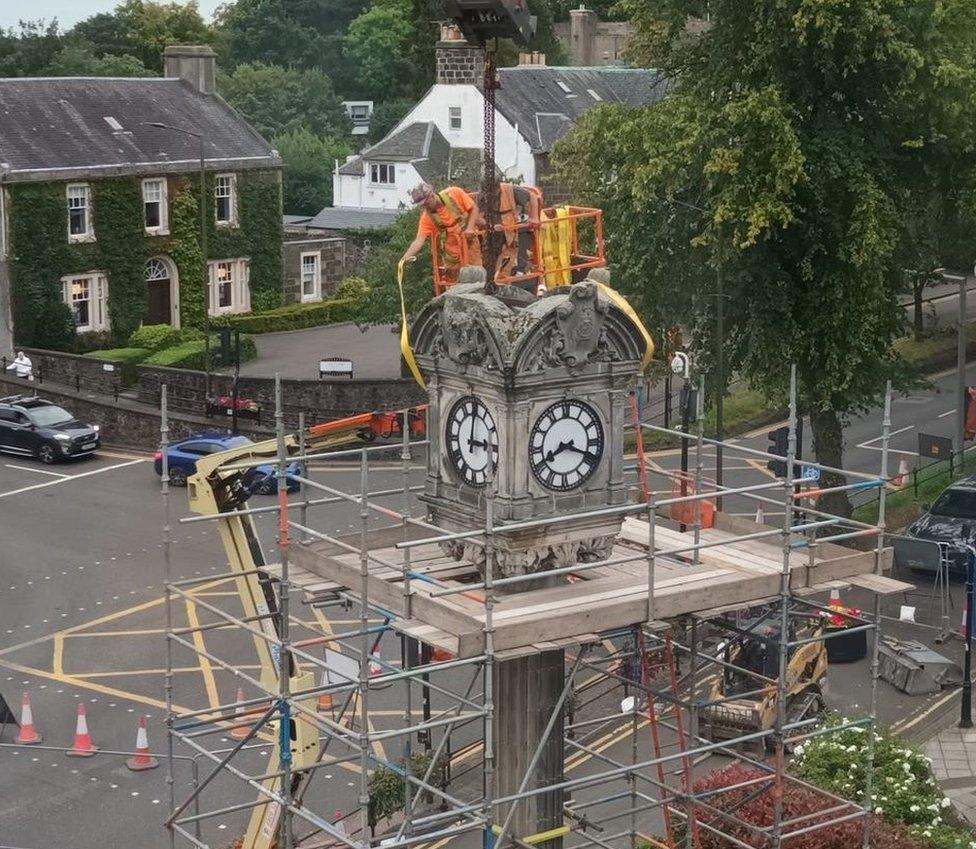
[184, 599, 221, 711]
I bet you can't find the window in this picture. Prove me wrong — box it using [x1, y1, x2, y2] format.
[448, 106, 462, 131]
[142, 178, 168, 234]
[214, 174, 237, 226]
[300, 252, 321, 302]
[67, 184, 93, 241]
[350, 104, 369, 121]
[207, 259, 251, 316]
[61, 272, 109, 332]
[370, 163, 395, 185]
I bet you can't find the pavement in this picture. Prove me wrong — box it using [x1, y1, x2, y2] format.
[925, 724, 976, 826]
[231, 321, 403, 380]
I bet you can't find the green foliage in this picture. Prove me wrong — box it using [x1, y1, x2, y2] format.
[210, 298, 358, 334]
[127, 324, 203, 352]
[368, 751, 445, 826]
[356, 210, 428, 324]
[366, 98, 415, 146]
[221, 62, 351, 141]
[343, 0, 418, 102]
[74, 331, 115, 354]
[42, 44, 154, 76]
[551, 0, 625, 21]
[0, 20, 63, 76]
[142, 334, 257, 369]
[167, 188, 206, 331]
[493, 0, 569, 67]
[84, 347, 151, 364]
[334, 275, 370, 302]
[272, 129, 349, 215]
[552, 0, 976, 516]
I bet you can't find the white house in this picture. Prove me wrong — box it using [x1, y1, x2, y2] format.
[330, 24, 666, 218]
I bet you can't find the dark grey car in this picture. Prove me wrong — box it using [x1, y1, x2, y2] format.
[906, 475, 976, 573]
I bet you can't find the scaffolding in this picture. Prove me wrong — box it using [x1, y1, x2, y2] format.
[158, 366, 906, 849]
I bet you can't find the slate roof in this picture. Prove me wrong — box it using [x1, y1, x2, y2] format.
[307, 207, 402, 231]
[0, 77, 278, 182]
[495, 67, 667, 152]
[338, 121, 452, 184]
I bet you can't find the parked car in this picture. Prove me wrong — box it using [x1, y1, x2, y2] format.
[153, 432, 301, 493]
[0, 394, 100, 463]
[905, 475, 976, 573]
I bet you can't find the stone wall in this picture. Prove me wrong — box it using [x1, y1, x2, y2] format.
[553, 12, 632, 66]
[282, 236, 348, 304]
[13, 347, 126, 395]
[535, 154, 573, 206]
[136, 365, 425, 429]
[0, 372, 269, 449]
[435, 38, 484, 85]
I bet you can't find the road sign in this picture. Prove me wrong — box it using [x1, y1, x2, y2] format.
[919, 432, 953, 461]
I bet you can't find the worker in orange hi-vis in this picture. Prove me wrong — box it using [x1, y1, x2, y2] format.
[400, 182, 482, 285]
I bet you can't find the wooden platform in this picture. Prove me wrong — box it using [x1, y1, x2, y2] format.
[286, 513, 894, 658]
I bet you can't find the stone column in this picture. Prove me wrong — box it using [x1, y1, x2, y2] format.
[492, 649, 565, 849]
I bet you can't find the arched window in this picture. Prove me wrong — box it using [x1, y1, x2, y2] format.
[145, 258, 169, 281]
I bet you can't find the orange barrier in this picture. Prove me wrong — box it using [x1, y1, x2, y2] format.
[668, 472, 715, 529]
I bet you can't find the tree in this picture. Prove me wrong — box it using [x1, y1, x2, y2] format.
[43, 44, 154, 76]
[273, 128, 350, 215]
[0, 20, 64, 77]
[554, 0, 976, 516]
[215, 0, 369, 78]
[343, 0, 416, 102]
[220, 62, 351, 141]
[551, 0, 626, 22]
[493, 0, 569, 66]
[366, 98, 415, 146]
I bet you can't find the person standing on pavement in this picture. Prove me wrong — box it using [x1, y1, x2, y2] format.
[6, 351, 32, 380]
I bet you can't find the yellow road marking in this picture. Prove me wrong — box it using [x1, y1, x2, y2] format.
[184, 599, 221, 710]
[64, 628, 167, 638]
[746, 458, 777, 480]
[97, 449, 152, 460]
[52, 634, 63, 675]
[75, 664, 263, 679]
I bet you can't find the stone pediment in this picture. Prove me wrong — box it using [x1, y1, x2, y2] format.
[410, 270, 647, 376]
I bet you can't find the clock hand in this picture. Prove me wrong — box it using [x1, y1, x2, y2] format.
[468, 438, 489, 450]
[545, 440, 571, 462]
[564, 443, 600, 464]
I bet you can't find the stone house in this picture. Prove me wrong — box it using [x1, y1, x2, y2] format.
[553, 6, 634, 67]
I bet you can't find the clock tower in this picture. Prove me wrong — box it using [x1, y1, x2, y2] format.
[411, 267, 648, 585]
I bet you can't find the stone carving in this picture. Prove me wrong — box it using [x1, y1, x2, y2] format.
[434, 298, 497, 369]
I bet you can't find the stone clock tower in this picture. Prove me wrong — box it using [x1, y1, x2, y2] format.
[411, 267, 647, 585]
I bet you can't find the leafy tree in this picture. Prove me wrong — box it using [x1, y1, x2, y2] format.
[0, 20, 64, 77]
[493, 0, 569, 66]
[366, 98, 415, 146]
[220, 62, 351, 141]
[43, 44, 154, 76]
[554, 0, 976, 516]
[343, 0, 416, 102]
[215, 0, 368, 77]
[551, 0, 626, 22]
[273, 128, 350, 215]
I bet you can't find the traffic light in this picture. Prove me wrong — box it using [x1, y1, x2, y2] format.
[766, 426, 788, 478]
[766, 421, 804, 478]
[444, 0, 536, 46]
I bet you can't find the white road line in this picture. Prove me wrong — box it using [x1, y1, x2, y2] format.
[0, 459, 147, 499]
[857, 423, 915, 449]
[5, 463, 68, 478]
[938, 409, 955, 419]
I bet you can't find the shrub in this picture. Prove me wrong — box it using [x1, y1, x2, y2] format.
[83, 347, 150, 386]
[334, 275, 370, 303]
[210, 299, 357, 334]
[368, 751, 445, 828]
[142, 335, 257, 370]
[72, 330, 114, 354]
[128, 324, 204, 351]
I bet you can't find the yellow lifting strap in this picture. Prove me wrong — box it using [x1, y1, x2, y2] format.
[593, 281, 655, 371]
[542, 206, 572, 288]
[397, 258, 427, 390]
[491, 824, 571, 845]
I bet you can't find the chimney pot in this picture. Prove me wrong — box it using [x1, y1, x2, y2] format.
[163, 45, 217, 95]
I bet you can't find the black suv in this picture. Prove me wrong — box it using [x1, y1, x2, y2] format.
[0, 395, 100, 464]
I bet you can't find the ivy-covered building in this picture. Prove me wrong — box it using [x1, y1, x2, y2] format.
[0, 46, 284, 353]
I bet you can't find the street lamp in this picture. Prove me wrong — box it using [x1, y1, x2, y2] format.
[143, 121, 212, 398]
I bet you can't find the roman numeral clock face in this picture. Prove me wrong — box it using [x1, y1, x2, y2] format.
[446, 396, 498, 487]
[530, 400, 604, 491]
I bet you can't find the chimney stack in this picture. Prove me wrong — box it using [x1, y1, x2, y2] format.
[163, 45, 217, 95]
[435, 22, 484, 86]
[518, 52, 547, 66]
[569, 5, 597, 66]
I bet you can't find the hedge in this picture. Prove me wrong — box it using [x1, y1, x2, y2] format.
[210, 298, 358, 334]
[142, 335, 257, 370]
[83, 346, 151, 386]
[128, 324, 203, 352]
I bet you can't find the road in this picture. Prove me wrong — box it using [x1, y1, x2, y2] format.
[2, 359, 974, 848]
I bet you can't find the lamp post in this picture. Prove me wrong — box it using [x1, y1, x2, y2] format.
[144, 121, 211, 398]
[961, 546, 974, 729]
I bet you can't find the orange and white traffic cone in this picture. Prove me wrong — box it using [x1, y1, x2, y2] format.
[828, 587, 842, 608]
[229, 687, 254, 740]
[66, 703, 98, 757]
[893, 457, 909, 487]
[13, 691, 41, 745]
[755, 503, 765, 525]
[316, 672, 333, 712]
[126, 716, 159, 771]
[369, 647, 382, 677]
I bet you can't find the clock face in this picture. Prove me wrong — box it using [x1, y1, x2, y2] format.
[530, 400, 604, 491]
[445, 396, 499, 487]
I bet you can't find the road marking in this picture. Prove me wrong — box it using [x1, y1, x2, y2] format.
[5, 463, 69, 478]
[938, 409, 955, 419]
[185, 599, 221, 711]
[856, 424, 918, 456]
[0, 458, 146, 499]
[891, 687, 960, 734]
[98, 449, 152, 460]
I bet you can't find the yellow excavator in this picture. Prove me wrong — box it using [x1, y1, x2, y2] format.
[701, 608, 828, 750]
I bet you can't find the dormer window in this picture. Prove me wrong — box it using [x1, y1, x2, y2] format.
[370, 163, 395, 185]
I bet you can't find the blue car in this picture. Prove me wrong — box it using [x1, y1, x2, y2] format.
[153, 432, 301, 494]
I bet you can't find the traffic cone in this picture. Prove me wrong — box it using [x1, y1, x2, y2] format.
[317, 672, 334, 712]
[126, 716, 159, 771]
[66, 703, 98, 757]
[893, 457, 909, 487]
[369, 646, 382, 677]
[828, 587, 842, 608]
[13, 691, 41, 745]
[755, 503, 765, 524]
[229, 687, 254, 740]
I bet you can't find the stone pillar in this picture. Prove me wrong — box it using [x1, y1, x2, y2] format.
[493, 650, 565, 849]
[569, 7, 597, 67]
